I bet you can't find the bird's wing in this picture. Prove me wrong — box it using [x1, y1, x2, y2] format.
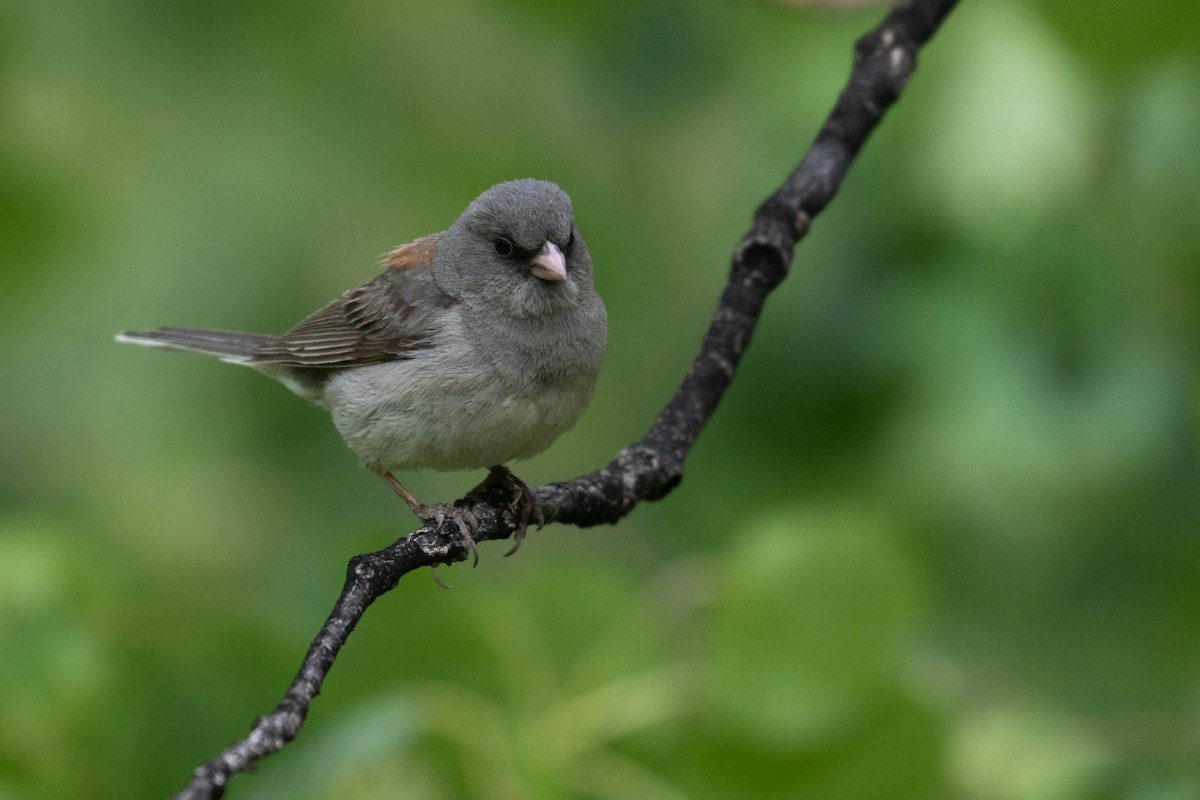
[250, 233, 449, 367]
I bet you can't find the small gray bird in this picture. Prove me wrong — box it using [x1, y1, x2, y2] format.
[119, 179, 607, 556]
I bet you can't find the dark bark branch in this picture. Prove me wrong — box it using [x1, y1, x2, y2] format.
[175, 1, 960, 796]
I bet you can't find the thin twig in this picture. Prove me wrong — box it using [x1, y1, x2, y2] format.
[175, 1, 960, 796]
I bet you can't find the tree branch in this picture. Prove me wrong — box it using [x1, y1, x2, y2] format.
[175, 1, 960, 796]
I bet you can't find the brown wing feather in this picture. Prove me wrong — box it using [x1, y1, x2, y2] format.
[250, 233, 445, 367]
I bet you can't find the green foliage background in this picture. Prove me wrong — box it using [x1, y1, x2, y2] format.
[1, 0, 1198, 797]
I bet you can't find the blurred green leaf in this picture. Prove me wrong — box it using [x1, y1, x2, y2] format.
[704, 506, 924, 746]
[1, 0, 1197, 796]
[950, 705, 1112, 800]
[1041, 0, 1200, 79]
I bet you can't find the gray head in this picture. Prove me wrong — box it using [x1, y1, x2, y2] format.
[435, 179, 594, 318]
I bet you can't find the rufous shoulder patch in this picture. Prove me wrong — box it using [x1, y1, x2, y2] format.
[386, 233, 441, 271]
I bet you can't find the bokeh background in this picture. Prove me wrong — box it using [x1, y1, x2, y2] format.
[2, 0, 1198, 797]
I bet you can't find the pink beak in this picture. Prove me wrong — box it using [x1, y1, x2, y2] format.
[530, 241, 567, 282]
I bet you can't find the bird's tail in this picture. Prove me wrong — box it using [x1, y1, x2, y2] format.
[115, 327, 277, 363]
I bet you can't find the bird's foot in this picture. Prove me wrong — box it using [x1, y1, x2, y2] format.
[412, 502, 480, 569]
[376, 471, 479, 572]
[475, 465, 543, 557]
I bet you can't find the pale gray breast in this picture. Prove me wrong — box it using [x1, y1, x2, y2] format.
[319, 302, 602, 474]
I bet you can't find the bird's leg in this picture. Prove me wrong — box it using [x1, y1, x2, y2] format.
[469, 465, 543, 557]
[377, 471, 478, 568]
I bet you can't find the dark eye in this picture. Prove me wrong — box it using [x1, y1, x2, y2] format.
[493, 237, 514, 257]
[565, 230, 576, 251]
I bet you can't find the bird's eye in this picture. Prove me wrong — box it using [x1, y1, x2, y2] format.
[493, 237, 514, 257]
[565, 230, 576, 251]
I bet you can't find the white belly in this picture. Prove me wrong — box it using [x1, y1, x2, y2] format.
[320, 336, 595, 474]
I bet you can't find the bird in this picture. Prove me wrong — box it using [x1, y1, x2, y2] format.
[118, 179, 607, 560]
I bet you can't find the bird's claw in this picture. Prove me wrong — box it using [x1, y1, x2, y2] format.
[477, 465, 542, 557]
[429, 565, 452, 590]
[418, 503, 479, 568]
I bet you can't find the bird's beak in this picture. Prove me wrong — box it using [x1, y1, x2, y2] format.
[530, 241, 567, 282]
